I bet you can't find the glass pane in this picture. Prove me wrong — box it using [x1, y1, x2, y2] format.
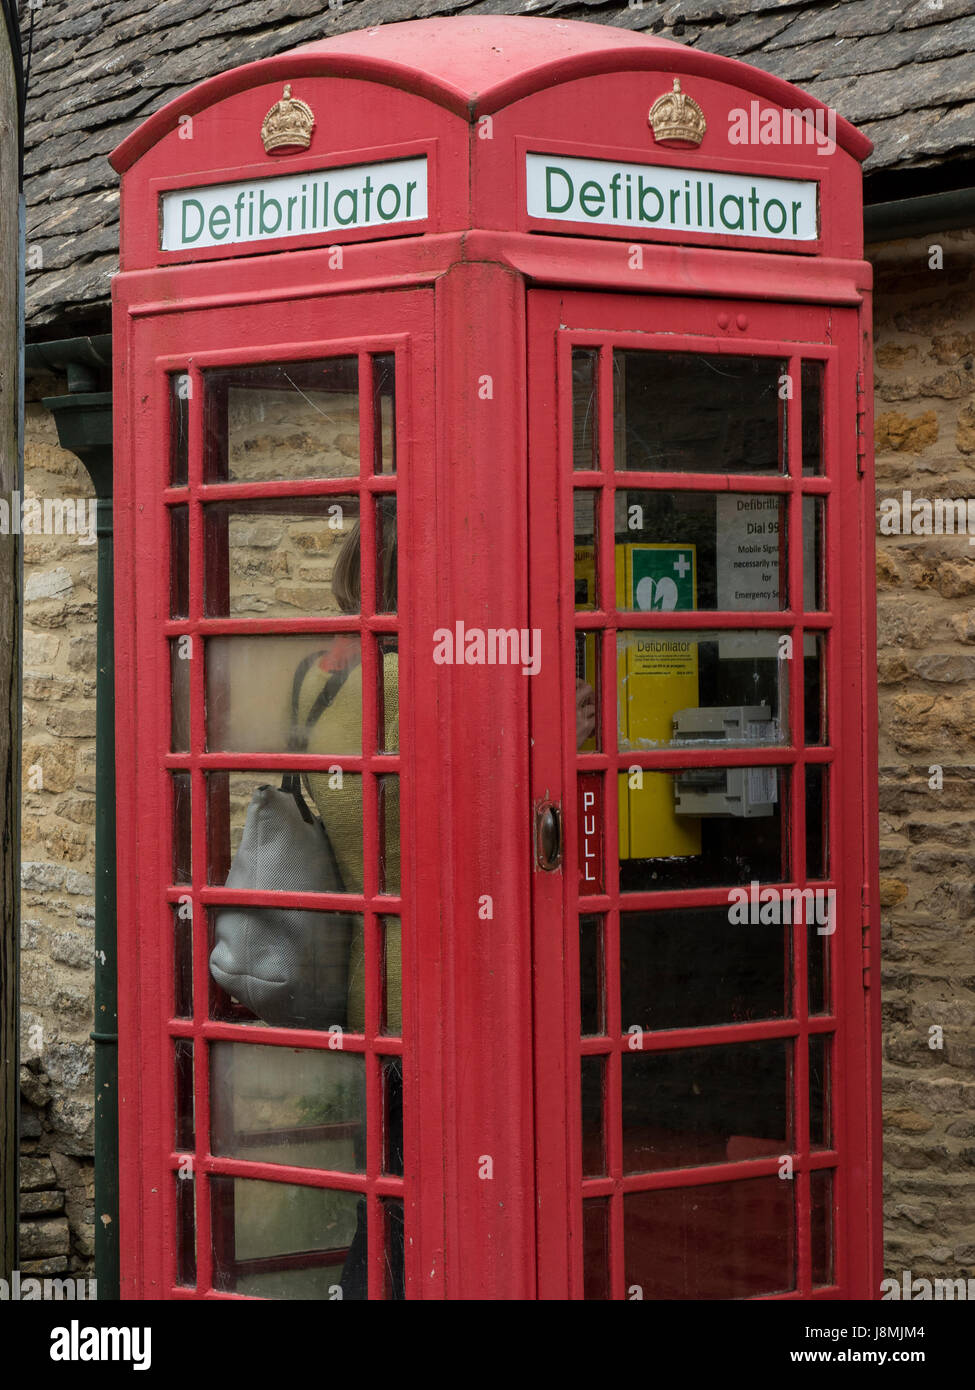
[172, 772, 192, 885]
[581, 1055, 606, 1178]
[206, 634, 362, 754]
[583, 1198, 610, 1300]
[805, 634, 826, 746]
[206, 770, 363, 893]
[809, 1033, 831, 1149]
[579, 915, 604, 1037]
[374, 496, 397, 614]
[621, 907, 788, 1032]
[806, 764, 827, 879]
[805, 495, 825, 609]
[614, 492, 787, 611]
[382, 1057, 404, 1177]
[169, 372, 189, 486]
[170, 638, 190, 753]
[614, 351, 786, 474]
[619, 766, 789, 892]
[210, 1176, 363, 1299]
[203, 497, 360, 619]
[381, 917, 402, 1036]
[574, 490, 598, 610]
[801, 360, 824, 477]
[617, 629, 790, 750]
[382, 1198, 405, 1299]
[204, 357, 359, 483]
[808, 925, 828, 1017]
[211, 1043, 365, 1173]
[170, 505, 189, 618]
[378, 774, 400, 896]
[174, 1039, 194, 1150]
[622, 1040, 791, 1173]
[578, 773, 604, 893]
[209, 907, 362, 1032]
[173, 908, 193, 1020]
[378, 636, 399, 753]
[373, 353, 396, 475]
[572, 348, 598, 471]
[575, 634, 600, 754]
[176, 1173, 196, 1288]
[624, 1177, 795, 1299]
[811, 1169, 834, 1285]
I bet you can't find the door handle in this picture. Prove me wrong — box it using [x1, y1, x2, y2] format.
[535, 799, 563, 872]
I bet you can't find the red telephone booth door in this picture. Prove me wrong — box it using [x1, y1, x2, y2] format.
[528, 288, 878, 1300]
[115, 281, 447, 1299]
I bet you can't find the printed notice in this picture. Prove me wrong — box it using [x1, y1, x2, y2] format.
[716, 495, 815, 658]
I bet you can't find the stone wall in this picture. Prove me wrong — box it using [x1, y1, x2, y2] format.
[872, 228, 975, 1281]
[19, 373, 97, 1273]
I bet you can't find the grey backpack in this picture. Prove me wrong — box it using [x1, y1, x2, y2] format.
[208, 654, 355, 1030]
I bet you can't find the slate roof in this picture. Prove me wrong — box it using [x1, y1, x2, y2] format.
[20, 0, 975, 335]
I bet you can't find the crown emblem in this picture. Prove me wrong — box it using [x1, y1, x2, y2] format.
[648, 78, 707, 147]
[260, 84, 315, 154]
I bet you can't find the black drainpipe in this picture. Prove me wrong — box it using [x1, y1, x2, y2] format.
[865, 186, 975, 243]
[25, 335, 117, 1299]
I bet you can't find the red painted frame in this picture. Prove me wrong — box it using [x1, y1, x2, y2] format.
[111, 15, 880, 1301]
[113, 286, 445, 1298]
[527, 288, 881, 1299]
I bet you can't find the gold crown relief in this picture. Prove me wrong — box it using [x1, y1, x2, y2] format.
[261, 84, 315, 154]
[648, 78, 707, 147]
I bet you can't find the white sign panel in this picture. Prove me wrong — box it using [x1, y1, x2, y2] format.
[160, 156, 428, 251]
[716, 494, 816, 658]
[526, 153, 818, 242]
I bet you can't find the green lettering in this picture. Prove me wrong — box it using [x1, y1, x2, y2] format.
[579, 180, 605, 217]
[180, 198, 204, 244]
[545, 167, 574, 215]
[208, 205, 230, 241]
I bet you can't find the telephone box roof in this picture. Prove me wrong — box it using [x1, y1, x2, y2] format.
[110, 15, 872, 173]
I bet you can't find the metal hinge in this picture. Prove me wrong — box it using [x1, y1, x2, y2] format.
[861, 883, 872, 989]
[856, 369, 867, 474]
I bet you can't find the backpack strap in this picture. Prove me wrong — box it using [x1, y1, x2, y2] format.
[288, 649, 355, 754]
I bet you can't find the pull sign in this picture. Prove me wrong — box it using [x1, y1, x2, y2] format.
[535, 800, 563, 872]
[578, 773, 604, 895]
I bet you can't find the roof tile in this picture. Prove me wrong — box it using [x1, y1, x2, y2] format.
[22, 0, 975, 331]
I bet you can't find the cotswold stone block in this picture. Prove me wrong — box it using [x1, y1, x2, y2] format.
[874, 409, 938, 452]
[19, 1217, 70, 1258]
[879, 878, 909, 906]
[24, 566, 73, 601]
[20, 1190, 65, 1217]
[958, 402, 975, 454]
[50, 931, 93, 969]
[20, 1157, 57, 1191]
[22, 740, 76, 794]
[45, 704, 96, 738]
[885, 1110, 934, 1135]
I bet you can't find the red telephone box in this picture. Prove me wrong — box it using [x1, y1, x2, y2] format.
[110, 16, 881, 1300]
